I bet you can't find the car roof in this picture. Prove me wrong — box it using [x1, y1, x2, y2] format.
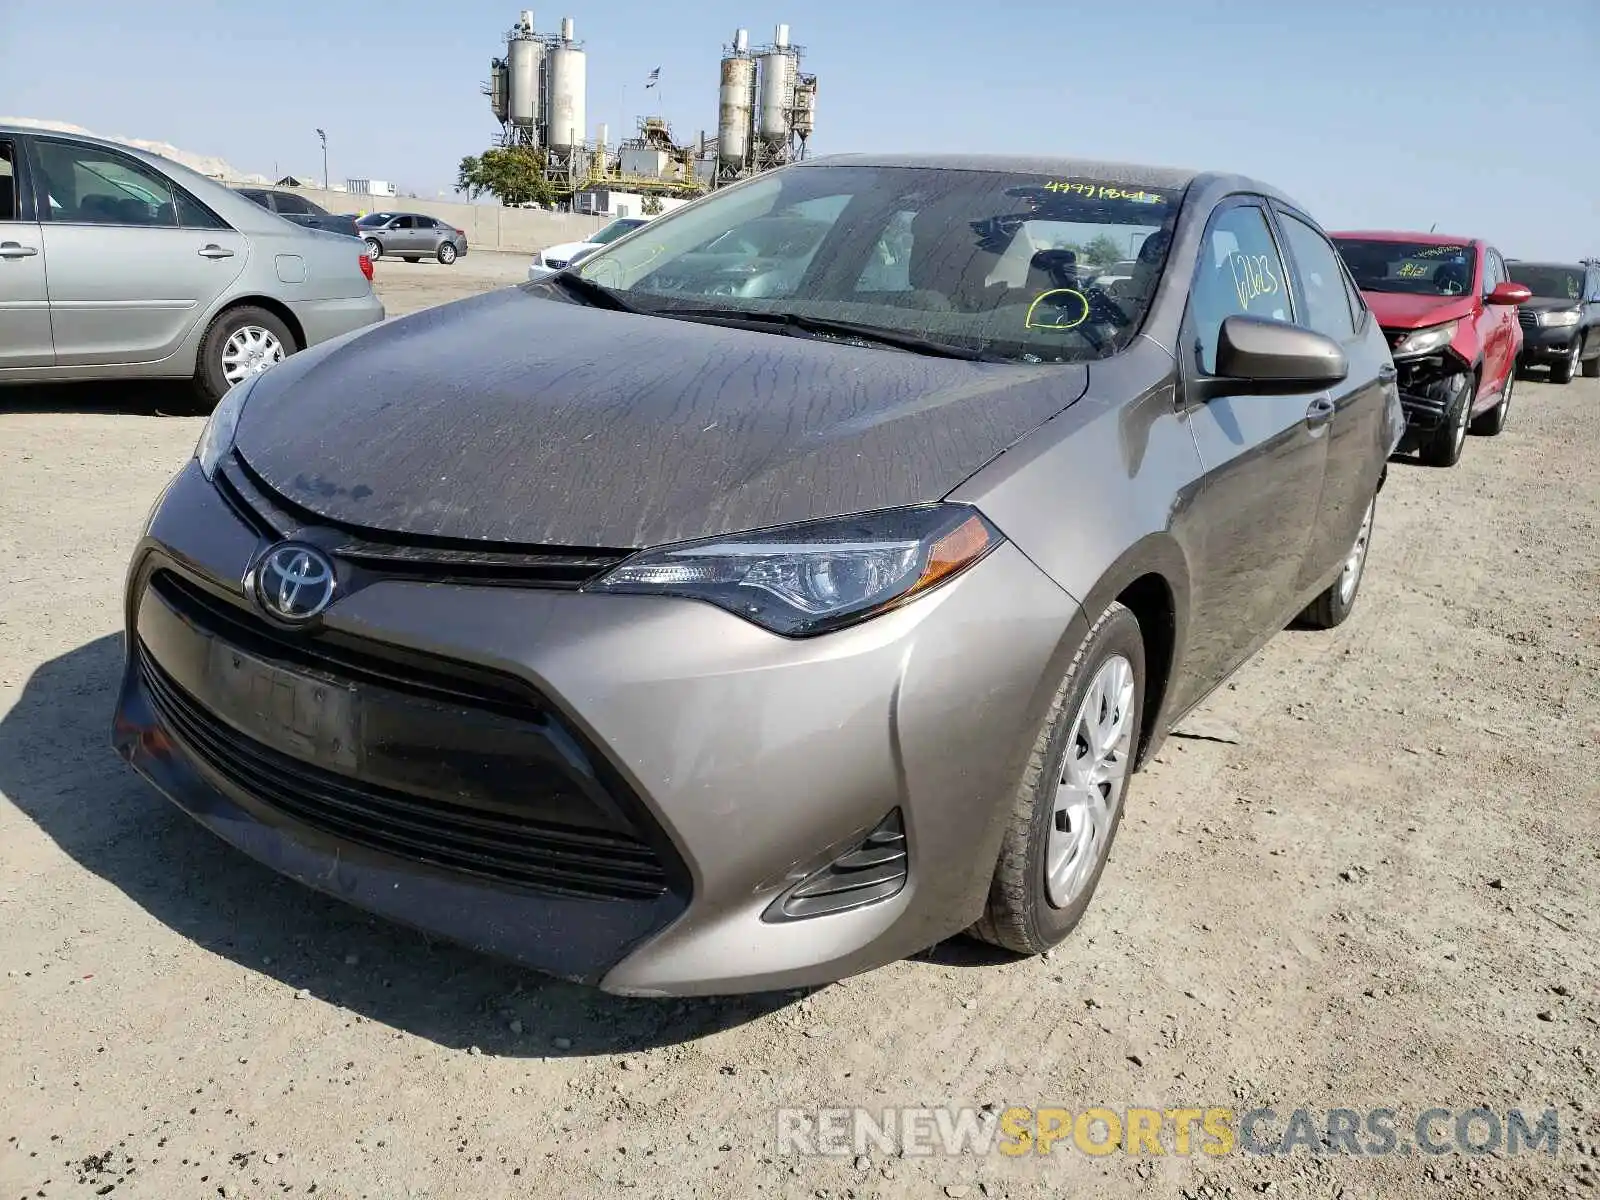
[1329, 229, 1482, 247]
[1507, 259, 1584, 270]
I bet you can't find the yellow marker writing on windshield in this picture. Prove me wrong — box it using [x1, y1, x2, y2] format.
[1025, 288, 1090, 331]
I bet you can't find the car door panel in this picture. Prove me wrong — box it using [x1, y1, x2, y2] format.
[1170, 199, 1329, 711]
[31, 137, 248, 366]
[41, 225, 248, 366]
[1271, 205, 1390, 591]
[0, 138, 54, 368]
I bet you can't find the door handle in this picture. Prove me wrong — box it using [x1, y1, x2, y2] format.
[0, 241, 39, 258]
[1305, 396, 1336, 427]
[198, 244, 235, 259]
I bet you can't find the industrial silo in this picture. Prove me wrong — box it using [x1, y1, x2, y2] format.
[757, 25, 796, 147]
[792, 76, 816, 142]
[544, 19, 586, 152]
[507, 16, 542, 131]
[717, 30, 756, 171]
[488, 59, 509, 124]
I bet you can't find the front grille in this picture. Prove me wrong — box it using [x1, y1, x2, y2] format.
[544, 257, 569, 269]
[218, 453, 631, 590]
[138, 641, 672, 901]
[151, 568, 540, 719]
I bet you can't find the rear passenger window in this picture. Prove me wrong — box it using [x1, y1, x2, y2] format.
[0, 142, 17, 221]
[1190, 203, 1292, 374]
[1278, 212, 1357, 342]
[34, 140, 182, 227]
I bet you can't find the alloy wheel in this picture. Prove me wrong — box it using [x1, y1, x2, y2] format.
[221, 325, 285, 387]
[1338, 497, 1375, 606]
[1046, 654, 1135, 908]
[1452, 384, 1471, 453]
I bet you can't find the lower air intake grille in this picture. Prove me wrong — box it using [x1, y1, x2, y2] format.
[764, 809, 908, 922]
[138, 644, 672, 901]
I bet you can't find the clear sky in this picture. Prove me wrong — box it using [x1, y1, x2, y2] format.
[3, 0, 1596, 258]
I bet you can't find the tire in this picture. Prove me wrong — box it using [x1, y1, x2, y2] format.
[1582, 334, 1600, 378]
[403, 256, 421, 263]
[437, 241, 458, 265]
[1471, 368, 1513, 436]
[1298, 492, 1376, 629]
[1418, 371, 1473, 468]
[969, 601, 1146, 955]
[363, 238, 383, 262]
[1551, 339, 1579, 385]
[190, 305, 295, 412]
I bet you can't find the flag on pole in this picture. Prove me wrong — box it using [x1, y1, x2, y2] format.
[645, 68, 661, 89]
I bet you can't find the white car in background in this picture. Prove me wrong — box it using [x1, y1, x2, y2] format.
[528, 216, 651, 280]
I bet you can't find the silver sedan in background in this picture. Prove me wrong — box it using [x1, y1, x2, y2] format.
[353, 212, 468, 265]
[0, 124, 384, 410]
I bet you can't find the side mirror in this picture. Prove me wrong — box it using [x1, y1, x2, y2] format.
[1487, 281, 1532, 306]
[1212, 315, 1349, 389]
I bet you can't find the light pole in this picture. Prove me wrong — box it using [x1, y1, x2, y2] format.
[316, 128, 328, 190]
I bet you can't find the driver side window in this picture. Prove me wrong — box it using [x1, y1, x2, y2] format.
[1190, 203, 1291, 375]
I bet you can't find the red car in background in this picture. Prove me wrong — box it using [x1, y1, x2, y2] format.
[1331, 232, 1529, 467]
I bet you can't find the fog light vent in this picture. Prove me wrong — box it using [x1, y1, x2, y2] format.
[764, 809, 908, 922]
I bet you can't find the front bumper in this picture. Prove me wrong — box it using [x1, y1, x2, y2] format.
[1517, 322, 1581, 362]
[1383, 336, 1469, 440]
[287, 293, 386, 348]
[114, 461, 1081, 995]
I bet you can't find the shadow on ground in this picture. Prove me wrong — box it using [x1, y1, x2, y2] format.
[0, 633, 798, 1055]
[0, 379, 204, 416]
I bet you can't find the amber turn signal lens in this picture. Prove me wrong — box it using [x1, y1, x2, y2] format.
[910, 513, 998, 596]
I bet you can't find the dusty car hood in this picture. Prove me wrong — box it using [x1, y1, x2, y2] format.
[1518, 296, 1582, 315]
[234, 287, 1087, 549]
[1362, 290, 1478, 330]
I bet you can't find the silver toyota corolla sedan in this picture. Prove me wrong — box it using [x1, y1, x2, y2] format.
[0, 125, 384, 408]
[114, 155, 1403, 995]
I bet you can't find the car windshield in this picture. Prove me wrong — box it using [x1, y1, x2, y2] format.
[356, 213, 392, 227]
[1508, 264, 1585, 302]
[590, 218, 647, 245]
[571, 164, 1185, 363]
[1334, 238, 1479, 298]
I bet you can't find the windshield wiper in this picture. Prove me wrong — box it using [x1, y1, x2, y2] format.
[543, 271, 643, 314]
[650, 306, 1005, 362]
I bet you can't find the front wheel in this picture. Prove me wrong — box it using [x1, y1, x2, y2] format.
[363, 237, 383, 262]
[1582, 334, 1600, 378]
[437, 242, 458, 265]
[1418, 371, 1473, 468]
[1299, 493, 1375, 630]
[969, 602, 1145, 954]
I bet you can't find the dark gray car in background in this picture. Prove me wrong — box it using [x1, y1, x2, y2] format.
[114, 154, 1403, 995]
[235, 188, 360, 240]
[1506, 259, 1600, 382]
[355, 211, 468, 264]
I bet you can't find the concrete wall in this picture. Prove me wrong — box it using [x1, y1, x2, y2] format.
[242, 185, 609, 254]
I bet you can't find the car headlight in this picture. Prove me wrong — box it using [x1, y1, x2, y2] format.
[1538, 309, 1581, 327]
[1391, 320, 1458, 359]
[195, 373, 259, 481]
[533, 252, 546, 267]
[587, 504, 1004, 637]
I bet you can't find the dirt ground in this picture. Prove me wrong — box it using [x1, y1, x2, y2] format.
[1, 265, 1596, 1200]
